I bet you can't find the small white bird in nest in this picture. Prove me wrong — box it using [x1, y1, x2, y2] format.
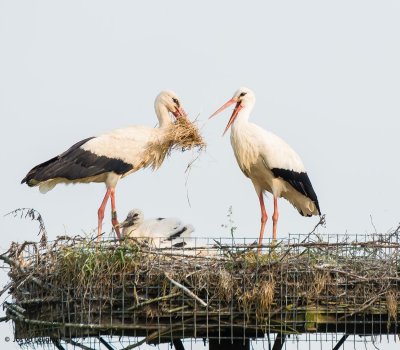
[120, 209, 194, 248]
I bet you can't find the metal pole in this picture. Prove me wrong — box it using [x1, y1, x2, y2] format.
[173, 339, 186, 350]
[51, 339, 66, 350]
[332, 334, 349, 350]
[99, 337, 115, 350]
[271, 334, 286, 350]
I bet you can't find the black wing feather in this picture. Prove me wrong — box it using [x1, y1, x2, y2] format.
[166, 226, 188, 241]
[21, 137, 133, 185]
[271, 168, 321, 215]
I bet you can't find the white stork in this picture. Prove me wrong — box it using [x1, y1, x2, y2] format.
[210, 87, 320, 246]
[21, 91, 187, 240]
[121, 208, 194, 248]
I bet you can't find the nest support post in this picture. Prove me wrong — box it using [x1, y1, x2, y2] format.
[271, 334, 286, 350]
[332, 334, 349, 350]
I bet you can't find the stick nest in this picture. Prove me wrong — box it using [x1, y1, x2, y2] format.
[2, 228, 400, 345]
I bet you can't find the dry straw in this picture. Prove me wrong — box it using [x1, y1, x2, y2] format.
[167, 116, 206, 151]
[1, 221, 400, 345]
[142, 116, 206, 172]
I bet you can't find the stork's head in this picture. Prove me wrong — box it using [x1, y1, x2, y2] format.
[209, 87, 256, 135]
[231, 87, 256, 107]
[155, 90, 187, 121]
[120, 208, 144, 237]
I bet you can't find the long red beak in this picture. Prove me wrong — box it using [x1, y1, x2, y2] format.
[209, 99, 242, 135]
[172, 107, 187, 119]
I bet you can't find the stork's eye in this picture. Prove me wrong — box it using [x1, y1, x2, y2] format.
[172, 97, 180, 107]
[239, 92, 247, 97]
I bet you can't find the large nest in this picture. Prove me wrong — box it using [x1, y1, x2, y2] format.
[1, 226, 400, 346]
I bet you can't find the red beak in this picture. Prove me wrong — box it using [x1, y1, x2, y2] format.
[172, 107, 187, 119]
[209, 99, 243, 135]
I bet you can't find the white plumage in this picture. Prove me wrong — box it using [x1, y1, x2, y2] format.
[210, 87, 320, 246]
[121, 209, 194, 248]
[22, 91, 187, 240]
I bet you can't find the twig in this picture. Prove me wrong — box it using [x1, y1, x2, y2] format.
[0, 281, 12, 298]
[167, 305, 188, 313]
[164, 273, 208, 307]
[184, 149, 203, 208]
[5, 309, 185, 331]
[314, 265, 368, 281]
[63, 338, 96, 350]
[0, 255, 21, 271]
[119, 324, 189, 350]
[370, 214, 378, 234]
[0, 316, 9, 323]
[18, 296, 60, 305]
[4, 303, 25, 319]
[5, 208, 47, 238]
[338, 290, 388, 320]
[127, 292, 181, 311]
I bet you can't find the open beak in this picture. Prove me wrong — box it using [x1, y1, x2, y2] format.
[172, 107, 187, 119]
[209, 99, 243, 135]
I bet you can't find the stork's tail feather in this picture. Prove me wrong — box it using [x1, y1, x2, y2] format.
[297, 209, 312, 217]
[283, 192, 320, 218]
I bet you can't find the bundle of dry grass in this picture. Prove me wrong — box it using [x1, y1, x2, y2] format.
[1, 226, 400, 346]
[141, 116, 206, 172]
[168, 117, 206, 151]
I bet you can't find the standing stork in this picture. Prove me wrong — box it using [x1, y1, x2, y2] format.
[21, 91, 187, 240]
[210, 87, 320, 246]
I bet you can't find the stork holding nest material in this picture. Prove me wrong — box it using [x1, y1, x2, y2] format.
[121, 208, 194, 248]
[210, 87, 320, 247]
[21, 90, 203, 241]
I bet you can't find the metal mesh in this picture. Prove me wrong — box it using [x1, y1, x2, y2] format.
[1, 229, 399, 349]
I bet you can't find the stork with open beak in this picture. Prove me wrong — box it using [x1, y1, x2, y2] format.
[210, 87, 320, 247]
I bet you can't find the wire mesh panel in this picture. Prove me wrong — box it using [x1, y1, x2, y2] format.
[1, 228, 400, 349]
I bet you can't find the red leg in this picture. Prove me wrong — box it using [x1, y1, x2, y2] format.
[110, 187, 121, 240]
[98, 188, 112, 241]
[272, 196, 279, 241]
[258, 192, 268, 252]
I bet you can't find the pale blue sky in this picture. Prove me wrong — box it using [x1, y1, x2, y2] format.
[1, 1, 400, 349]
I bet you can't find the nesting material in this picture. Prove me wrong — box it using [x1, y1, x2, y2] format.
[168, 117, 206, 151]
[386, 290, 398, 322]
[2, 231, 400, 346]
[257, 279, 275, 312]
[141, 116, 206, 171]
